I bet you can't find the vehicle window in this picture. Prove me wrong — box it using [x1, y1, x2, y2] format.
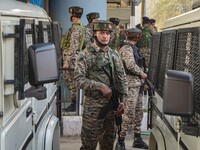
[14, 19, 36, 99]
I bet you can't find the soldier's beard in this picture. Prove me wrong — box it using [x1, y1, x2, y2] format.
[94, 36, 109, 47]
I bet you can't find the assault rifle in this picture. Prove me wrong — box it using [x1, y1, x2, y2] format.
[98, 62, 122, 137]
[140, 79, 155, 97]
[139, 56, 155, 97]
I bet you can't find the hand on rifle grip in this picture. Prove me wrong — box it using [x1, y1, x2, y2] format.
[100, 84, 112, 98]
[114, 102, 125, 116]
[140, 72, 147, 79]
[143, 83, 149, 91]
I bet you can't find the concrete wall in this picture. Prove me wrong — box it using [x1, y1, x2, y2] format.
[107, 3, 142, 29]
[49, 0, 107, 33]
[107, 7, 131, 25]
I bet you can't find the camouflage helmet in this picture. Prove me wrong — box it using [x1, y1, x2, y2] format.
[142, 16, 150, 24]
[93, 20, 113, 32]
[126, 28, 142, 41]
[150, 18, 156, 23]
[69, 6, 83, 18]
[109, 17, 120, 26]
[86, 12, 100, 23]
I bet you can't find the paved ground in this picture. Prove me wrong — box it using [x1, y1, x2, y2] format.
[60, 90, 150, 150]
[60, 131, 150, 150]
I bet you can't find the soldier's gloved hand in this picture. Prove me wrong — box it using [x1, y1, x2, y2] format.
[115, 102, 125, 116]
[100, 84, 112, 98]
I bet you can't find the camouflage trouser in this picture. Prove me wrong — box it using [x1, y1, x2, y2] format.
[64, 71, 76, 104]
[80, 96, 115, 150]
[120, 86, 143, 138]
[140, 47, 151, 68]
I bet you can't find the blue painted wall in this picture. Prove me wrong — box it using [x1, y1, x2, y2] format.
[29, 0, 44, 7]
[49, 0, 107, 33]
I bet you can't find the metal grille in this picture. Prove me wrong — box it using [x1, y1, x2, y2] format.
[51, 21, 62, 60]
[13, 19, 37, 99]
[24, 21, 36, 85]
[148, 32, 161, 87]
[38, 21, 52, 43]
[174, 28, 200, 115]
[25, 24, 34, 48]
[156, 30, 176, 97]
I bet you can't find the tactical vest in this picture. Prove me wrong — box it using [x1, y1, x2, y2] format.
[61, 22, 86, 51]
[84, 46, 127, 96]
[124, 42, 144, 68]
[86, 46, 115, 86]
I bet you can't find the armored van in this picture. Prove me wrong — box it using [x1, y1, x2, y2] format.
[0, 0, 61, 149]
[148, 1, 200, 150]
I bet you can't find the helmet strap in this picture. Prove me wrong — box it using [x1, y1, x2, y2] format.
[70, 16, 73, 22]
[94, 36, 109, 47]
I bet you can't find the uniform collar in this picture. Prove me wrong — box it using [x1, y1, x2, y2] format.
[87, 23, 92, 27]
[127, 40, 137, 45]
[92, 43, 110, 52]
[72, 22, 83, 26]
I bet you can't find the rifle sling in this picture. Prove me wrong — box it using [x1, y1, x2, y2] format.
[107, 50, 115, 85]
[88, 70, 108, 85]
[88, 50, 115, 86]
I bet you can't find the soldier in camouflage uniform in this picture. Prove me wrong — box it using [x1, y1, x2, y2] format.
[61, 6, 85, 112]
[137, 16, 152, 69]
[136, 23, 142, 30]
[109, 17, 121, 51]
[85, 12, 100, 46]
[149, 18, 158, 34]
[119, 25, 126, 48]
[74, 20, 128, 150]
[118, 28, 148, 150]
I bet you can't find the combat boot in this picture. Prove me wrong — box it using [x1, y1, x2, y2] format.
[117, 138, 126, 150]
[132, 133, 148, 149]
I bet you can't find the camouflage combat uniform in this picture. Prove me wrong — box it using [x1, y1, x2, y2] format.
[85, 24, 93, 46]
[118, 42, 145, 138]
[149, 18, 158, 35]
[61, 22, 85, 105]
[149, 25, 158, 35]
[137, 25, 152, 68]
[119, 28, 126, 48]
[110, 26, 120, 50]
[85, 12, 99, 47]
[74, 43, 128, 150]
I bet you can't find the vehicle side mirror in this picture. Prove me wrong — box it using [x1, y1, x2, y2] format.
[163, 70, 194, 116]
[29, 43, 58, 86]
[25, 43, 58, 100]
